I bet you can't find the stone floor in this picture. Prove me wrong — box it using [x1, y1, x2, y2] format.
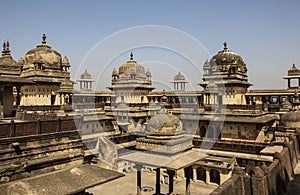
[87, 170, 217, 195]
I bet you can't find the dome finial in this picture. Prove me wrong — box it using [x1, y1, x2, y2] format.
[130, 52, 134, 60]
[42, 34, 47, 45]
[2, 41, 6, 52]
[293, 63, 296, 68]
[2, 40, 10, 55]
[6, 40, 9, 50]
[223, 41, 228, 50]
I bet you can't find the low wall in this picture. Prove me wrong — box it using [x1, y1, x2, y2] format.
[210, 132, 300, 195]
[0, 117, 81, 139]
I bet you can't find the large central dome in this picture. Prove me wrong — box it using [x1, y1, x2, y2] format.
[210, 42, 247, 73]
[118, 52, 145, 77]
[23, 34, 62, 70]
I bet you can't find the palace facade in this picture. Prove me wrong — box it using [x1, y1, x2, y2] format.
[0, 35, 300, 195]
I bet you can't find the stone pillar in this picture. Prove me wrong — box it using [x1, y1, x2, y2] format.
[155, 168, 161, 195]
[206, 169, 210, 184]
[185, 166, 192, 195]
[288, 79, 291, 88]
[136, 165, 142, 195]
[193, 168, 197, 181]
[16, 86, 21, 106]
[167, 169, 175, 195]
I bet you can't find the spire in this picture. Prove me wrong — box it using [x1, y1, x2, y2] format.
[130, 52, 134, 60]
[223, 41, 228, 50]
[6, 40, 9, 49]
[2, 40, 10, 56]
[42, 34, 47, 45]
[2, 41, 6, 52]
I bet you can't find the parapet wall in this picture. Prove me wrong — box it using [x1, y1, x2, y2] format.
[0, 118, 84, 184]
[0, 117, 81, 139]
[211, 132, 300, 195]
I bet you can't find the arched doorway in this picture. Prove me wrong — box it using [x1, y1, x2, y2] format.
[207, 126, 215, 139]
[200, 126, 206, 138]
[215, 126, 221, 139]
[210, 169, 220, 185]
[197, 167, 206, 182]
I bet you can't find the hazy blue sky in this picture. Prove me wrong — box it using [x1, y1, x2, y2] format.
[1, 0, 300, 91]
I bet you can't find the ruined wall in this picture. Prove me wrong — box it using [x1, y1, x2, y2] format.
[0, 117, 86, 183]
[210, 133, 299, 195]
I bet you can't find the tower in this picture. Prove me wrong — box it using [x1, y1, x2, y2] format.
[199, 42, 252, 105]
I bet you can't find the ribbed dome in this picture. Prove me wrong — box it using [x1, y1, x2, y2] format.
[80, 69, 92, 79]
[23, 34, 62, 70]
[118, 52, 145, 77]
[147, 113, 182, 134]
[174, 71, 186, 81]
[211, 42, 247, 72]
[280, 111, 300, 128]
[288, 64, 300, 76]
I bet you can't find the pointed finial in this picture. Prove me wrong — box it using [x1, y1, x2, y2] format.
[292, 63, 296, 68]
[130, 52, 133, 60]
[6, 40, 9, 50]
[42, 34, 47, 44]
[2, 41, 6, 51]
[223, 41, 228, 50]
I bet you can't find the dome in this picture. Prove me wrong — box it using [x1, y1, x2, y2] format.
[210, 42, 247, 72]
[112, 68, 118, 76]
[280, 111, 300, 128]
[118, 52, 145, 77]
[174, 71, 186, 81]
[146, 68, 151, 77]
[80, 69, 92, 79]
[203, 59, 211, 69]
[147, 113, 182, 134]
[23, 34, 62, 70]
[62, 56, 70, 67]
[18, 57, 25, 66]
[0, 41, 19, 68]
[288, 64, 300, 76]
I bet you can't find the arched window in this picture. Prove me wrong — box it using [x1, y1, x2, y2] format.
[197, 167, 206, 182]
[208, 126, 215, 139]
[200, 126, 207, 138]
[210, 169, 220, 185]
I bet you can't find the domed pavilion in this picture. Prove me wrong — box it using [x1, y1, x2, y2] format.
[136, 112, 192, 154]
[199, 42, 252, 105]
[20, 34, 73, 106]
